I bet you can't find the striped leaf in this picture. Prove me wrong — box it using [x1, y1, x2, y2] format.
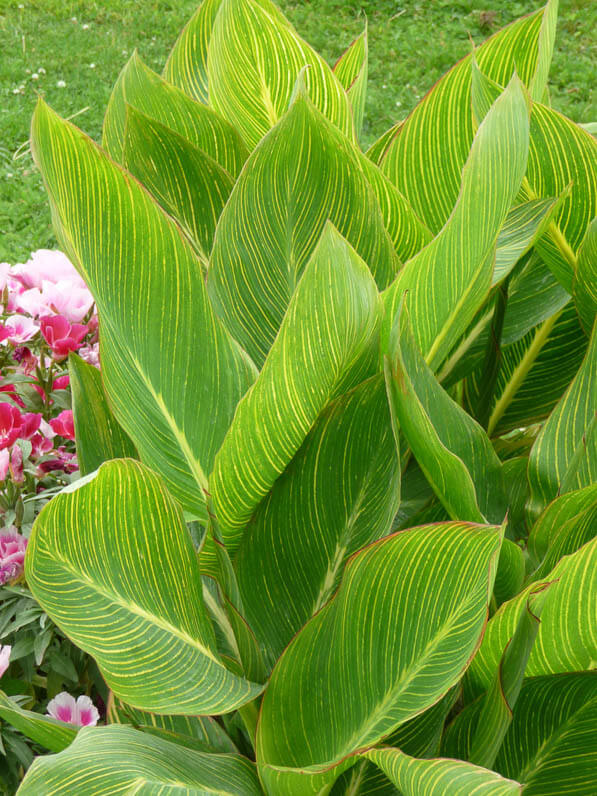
[31, 100, 257, 520]
[208, 0, 354, 149]
[17, 725, 262, 795]
[384, 305, 507, 524]
[379, 1, 553, 234]
[211, 224, 381, 554]
[527, 484, 597, 577]
[123, 105, 234, 268]
[493, 540, 525, 605]
[208, 91, 396, 367]
[235, 375, 400, 670]
[526, 321, 597, 523]
[0, 691, 77, 753]
[103, 51, 248, 176]
[382, 74, 530, 372]
[443, 672, 597, 796]
[465, 538, 597, 700]
[26, 460, 262, 714]
[256, 521, 503, 794]
[363, 749, 521, 796]
[69, 354, 138, 476]
[333, 27, 368, 140]
[573, 217, 597, 333]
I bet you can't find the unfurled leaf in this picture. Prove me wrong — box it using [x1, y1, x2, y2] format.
[257, 521, 503, 793]
[31, 100, 257, 520]
[26, 460, 263, 714]
[236, 375, 399, 669]
[103, 51, 248, 176]
[18, 725, 262, 795]
[333, 27, 368, 139]
[0, 691, 77, 753]
[69, 354, 138, 476]
[208, 0, 354, 148]
[211, 224, 380, 554]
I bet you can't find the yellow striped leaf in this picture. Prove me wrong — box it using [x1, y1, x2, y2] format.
[0, 691, 77, 754]
[26, 460, 262, 714]
[18, 725, 262, 795]
[123, 105, 234, 268]
[256, 521, 504, 794]
[207, 93, 395, 368]
[207, 0, 355, 149]
[31, 100, 257, 520]
[103, 51, 248, 176]
[526, 321, 596, 522]
[69, 354, 138, 477]
[363, 748, 521, 796]
[382, 74, 530, 372]
[333, 26, 368, 140]
[235, 375, 400, 670]
[573, 217, 597, 333]
[465, 538, 597, 700]
[211, 224, 380, 555]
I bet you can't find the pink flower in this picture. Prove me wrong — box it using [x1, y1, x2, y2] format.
[40, 315, 88, 360]
[18, 281, 94, 323]
[11, 250, 87, 291]
[0, 529, 27, 584]
[50, 410, 75, 440]
[0, 404, 23, 450]
[0, 645, 11, 678]
[46, 692, 99, 727]
[0, 450, 8, 480]
[79, 341, 100, 368]
[9, 445, 24, 484]
[0, 384, 25, 408]
[0, 314, 38, 345]
[38, 447, 78, 474]
[52, 374, 70, 390]
[19, 413, 42, 440]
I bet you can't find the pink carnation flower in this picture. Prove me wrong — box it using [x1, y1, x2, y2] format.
[18, 281, 94, 324]
[50, 410, 75, 440]
[0, 404, 22, 450]
[0, 529, 28, 584]
[46, 692, 99, 727]
[0, 314, 38, 345]
[40, 316, 88, 361]
[0, 645, 11, 678]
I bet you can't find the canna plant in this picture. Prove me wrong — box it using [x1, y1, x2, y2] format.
[4, 0, 596, 792]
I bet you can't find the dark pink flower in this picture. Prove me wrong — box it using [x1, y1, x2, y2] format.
[0, 529, 27, 584]
[9, 445, 23, 484]
[52, 374, 70, 390]
[0, 385, 25, 409]
[50, 410, 75, 440]
[0, 405, 22, 450]
[30, 432, 54, 458]
[12, 347, 38, 374]
[19, 413, 42, 440]
[38, 447, 78, 475]
[40, 315, 88, 361]
[46, 692, 99, 727]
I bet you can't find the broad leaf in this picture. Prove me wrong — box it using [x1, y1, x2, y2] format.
[103, 51, 248, 176]
[573, 217, 597, 333]
[0, 691, 76, 753]
[69, 354, 137, 476]
[31, 100, 257, 520]
[333, 27, 368, 140]
[208, 91, 396, 367]
[257, 521, 503, 793]
[382, 74, 530, 371]
[364, 748, 521, 796]
[211, 224, 380, 554]
[18, 725, 262, 795]
[236, 375, 400, 669]
[208, 0, 354, 148]
[26, 460, 262, 714]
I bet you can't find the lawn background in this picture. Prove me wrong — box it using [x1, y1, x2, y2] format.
[1, 0, 595, 262]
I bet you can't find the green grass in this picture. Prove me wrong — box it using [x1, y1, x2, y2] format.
[0, 0, 595, 262]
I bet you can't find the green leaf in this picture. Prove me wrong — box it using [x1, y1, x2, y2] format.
[26, 460, 262, 714]
[211, 224, 380, 555]
[364, 748, 522, 796]
[235, 375, 400, 669]
[208, 92, 396, 367]
[493, 540, 525, 605]
[208, 0, 355, 149]
[384, 687, 460, 759]
[333, 26, 368, 140]
[382, 74, 530, 372]
[256, 521, 503, 794]
[17, 725, 262, 795]
[379, 2, 551, 234]
[69, 354, 138, 476]
[384, 304, 507, 524]
[573, 217, 597, 333]
[0, 691, 76, 753]
[444, 672, 597, 796]
[526, 321, 597, 522]
[31, 100, 257, 521]
[465, 538, 597, 700]
[123, 105, 234, 268]
[526, 484, 597, 578]
[103, 51, 248, 176]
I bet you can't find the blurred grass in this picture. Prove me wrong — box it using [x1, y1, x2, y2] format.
[0, 0, 595, 262]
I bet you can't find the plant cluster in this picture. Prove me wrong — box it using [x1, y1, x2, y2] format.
[1, 0, 596, 793]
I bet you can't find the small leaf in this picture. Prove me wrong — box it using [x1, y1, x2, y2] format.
[333, 27, 368, 139]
